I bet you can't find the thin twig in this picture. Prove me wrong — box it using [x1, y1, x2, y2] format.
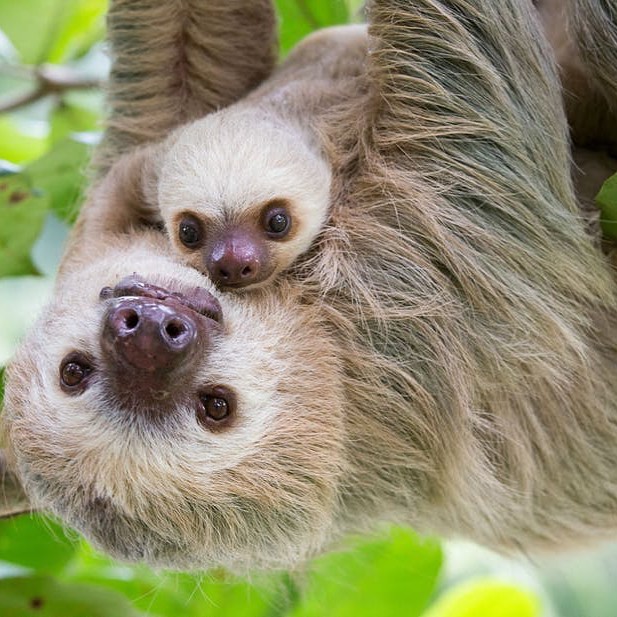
[0, 63, 101, 114]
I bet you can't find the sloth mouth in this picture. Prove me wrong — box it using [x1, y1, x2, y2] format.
[99, 274, 223, 325]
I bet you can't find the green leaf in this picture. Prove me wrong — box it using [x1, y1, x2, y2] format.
[0, 575, 142, 617]
[0, 0, 106, 65]
[422, 579, 541, 617]
[0, 515, 77, 573]
[64, 542, 281, 617]
[191, 572, 282, 617]
[0, 172, 48, 277]
[50, 101, 99, 145]
[0, 0, 69, 65]
[344, 0, 364, 15]
[275, 0, 349, 54]
[0, 117, 47, 165]
[23, 137, 91, 224]
[596, 172, 617, 240]
[46, 0, 108, 64]
[288, 527, 443, 617]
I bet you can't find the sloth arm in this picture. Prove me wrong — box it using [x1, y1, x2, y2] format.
[356, 0, 616, 292]
[365, 0, 573, 208]
[94, 0, 278, 174]
[557, 0, 617, 149]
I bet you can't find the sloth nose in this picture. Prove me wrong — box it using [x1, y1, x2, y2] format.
[206, 230, 267, 288]
[210, 252, 260, 286]
[101, 297, 198, 372]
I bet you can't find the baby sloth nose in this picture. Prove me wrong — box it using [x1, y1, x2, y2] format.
[206, 229, 268, 288]
[101, 297, 197, 372]
[210, 252, 259, 286]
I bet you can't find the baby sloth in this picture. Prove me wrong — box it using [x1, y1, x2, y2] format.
[160, 110, 332, 290]
[117, 25, 367, 291]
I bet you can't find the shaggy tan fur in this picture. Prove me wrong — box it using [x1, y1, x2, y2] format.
[535, 0, 617, 245]
[2, 0, 617, 571]
[537, 0, 617, 150]
[93, 0, 278, 174]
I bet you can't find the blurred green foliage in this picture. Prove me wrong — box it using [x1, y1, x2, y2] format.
[596, 173, 617, 240]
[0, 0, 612, 615]
[0, 515, 542, 617]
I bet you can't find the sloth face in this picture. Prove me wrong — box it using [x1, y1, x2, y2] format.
[158, 109, 332, 290]
[2, 232, 345, 570]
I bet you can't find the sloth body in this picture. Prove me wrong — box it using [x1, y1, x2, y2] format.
[3, 0, 617, 571]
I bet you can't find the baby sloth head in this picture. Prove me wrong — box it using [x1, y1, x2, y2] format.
[157, 108, 333, 290]
[1, 232, 346, 571]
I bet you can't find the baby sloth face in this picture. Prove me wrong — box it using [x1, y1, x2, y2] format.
[158, 110, 332, 290]
[176, 198, 296, 289]
[2, 232, 345, 571]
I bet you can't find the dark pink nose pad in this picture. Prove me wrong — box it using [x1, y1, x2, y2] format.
[209, 250, 261, 287]
[205, 229, 269, 288]
[101, 297, 198, 373]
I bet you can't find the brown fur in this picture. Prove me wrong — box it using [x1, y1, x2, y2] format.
[535, 0, 617, 252]
[2, 0, 617, 571]
[93, 0, 278, 175]
[536, 0, 617, 151]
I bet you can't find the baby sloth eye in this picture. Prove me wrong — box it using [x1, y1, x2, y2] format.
[178, 215, 203, 248]
[59, 352, 94, 395]
[263, 202, 291, 238]
[197, 385, 236, 430]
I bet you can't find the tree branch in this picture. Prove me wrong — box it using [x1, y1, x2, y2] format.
[0, 63, 101, 114]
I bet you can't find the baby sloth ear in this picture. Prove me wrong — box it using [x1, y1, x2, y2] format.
[85, 144, 165, 236]
[0, 449, 31, 518]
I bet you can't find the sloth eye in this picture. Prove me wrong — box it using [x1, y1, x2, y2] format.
[197, 385, 236, 430]
[178, 216, 203, 248]
[263, 202, 291, 238]
[59, 352, 94, 394]
[206, 397, 228, 420]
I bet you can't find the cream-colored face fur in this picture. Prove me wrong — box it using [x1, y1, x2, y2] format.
[157, 108, 332, 288]
[2, 232, 345, 570]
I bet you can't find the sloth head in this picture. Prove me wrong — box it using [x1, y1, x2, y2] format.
[1, 231, 345, 570]
[155, 108, 332, 290]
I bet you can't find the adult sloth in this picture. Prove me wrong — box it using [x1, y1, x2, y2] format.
[2, 0, 617, 571]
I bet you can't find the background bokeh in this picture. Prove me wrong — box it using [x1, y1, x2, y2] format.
[0, 1, 615, 615]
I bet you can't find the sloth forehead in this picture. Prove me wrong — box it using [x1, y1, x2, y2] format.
[158, 109, 331, 219]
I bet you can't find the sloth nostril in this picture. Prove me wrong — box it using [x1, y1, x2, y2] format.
[165, 319, 186, 340]
[124, 311, 139, 330]
[240, 265, 253, 277]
